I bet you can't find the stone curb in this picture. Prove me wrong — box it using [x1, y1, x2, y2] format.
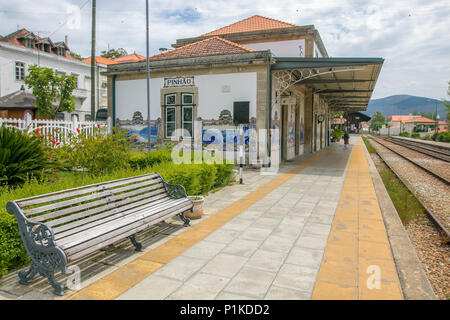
[361, 137, 437, 300]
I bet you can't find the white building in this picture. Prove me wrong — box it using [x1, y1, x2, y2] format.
[106, 15, 383, 164]
[0, 28, 106, 121]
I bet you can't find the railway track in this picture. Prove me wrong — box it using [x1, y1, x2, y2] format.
[384, 137, 450, 162]
[367, 135, 450, 239]
[369, 136, 449, 185]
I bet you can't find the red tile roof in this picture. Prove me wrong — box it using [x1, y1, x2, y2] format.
[202, 15, 297, 36]
[113, 53, 146, 64]
[388, 115, 416, 122]
[0, 28, 77, 60]
[149, 36, 253, 61]
[388, 115, 447, 125]
[82, 56, 116, 65]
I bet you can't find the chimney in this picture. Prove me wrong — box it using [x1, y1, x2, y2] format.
[65, 35, 68, 47]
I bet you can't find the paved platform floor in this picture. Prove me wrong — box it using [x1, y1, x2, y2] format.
[64, 136, 403, 300]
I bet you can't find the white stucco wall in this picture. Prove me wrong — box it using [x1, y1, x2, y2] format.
[0, 42, 104, 120]
[115, 72, 257, 121]
[244, 39, 306, 57]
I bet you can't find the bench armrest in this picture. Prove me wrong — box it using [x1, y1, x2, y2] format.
[160, 179, 187, 199]
[6, 201, 67, 273]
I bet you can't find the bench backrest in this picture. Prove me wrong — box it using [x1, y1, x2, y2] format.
[13, 173, 170, 236]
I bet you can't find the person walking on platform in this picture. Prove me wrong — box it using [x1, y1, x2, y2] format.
[343, 131, 349, 149]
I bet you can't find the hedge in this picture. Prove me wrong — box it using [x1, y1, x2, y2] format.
[0, 160, 233, 277]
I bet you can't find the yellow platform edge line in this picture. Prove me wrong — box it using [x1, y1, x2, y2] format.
[312, 138, 403, 300]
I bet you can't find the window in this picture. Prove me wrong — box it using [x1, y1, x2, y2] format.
[15, 62, 25, 81]
[233, 101, 250, 125]
[71, 73, 79, 87]
[25, 39, 34, 48]
[55, 113, 65, 121]
[165, 107, 176, 139]
[181, 93, 194, 138]
[182, 107, 193, 138]
[85, 114, 91, 121]
[182, 93, 193, 105]
[165, 93, 176, 106]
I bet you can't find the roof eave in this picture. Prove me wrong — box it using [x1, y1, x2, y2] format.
[172, 25, 316, 48]
[103, 51, 271, 76]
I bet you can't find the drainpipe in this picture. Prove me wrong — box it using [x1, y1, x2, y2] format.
[112, 74, 116, 127]
[311, 92, 314, 153]
[265, 51, 272, 167]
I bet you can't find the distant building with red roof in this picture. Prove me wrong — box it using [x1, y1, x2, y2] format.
[0, 28, 107, 121]
[387, 113, 447, 135]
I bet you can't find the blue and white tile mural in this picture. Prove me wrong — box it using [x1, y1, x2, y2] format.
[117, 110, 256, 151]
[117, 112, 162, 145]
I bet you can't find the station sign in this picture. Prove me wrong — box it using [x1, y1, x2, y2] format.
[164, 76, 195, 88]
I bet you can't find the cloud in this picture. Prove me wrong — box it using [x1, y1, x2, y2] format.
[0, 0, 449, 99]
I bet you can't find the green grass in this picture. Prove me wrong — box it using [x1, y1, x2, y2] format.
[364, 140, 428, 226]
[379, 169, 427, 225]
[362, 136, 377, 154]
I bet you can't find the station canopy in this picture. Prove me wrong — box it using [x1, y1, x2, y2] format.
[271, 57, 384, 112]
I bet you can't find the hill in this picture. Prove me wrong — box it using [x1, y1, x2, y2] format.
[365, 95, 447, 120]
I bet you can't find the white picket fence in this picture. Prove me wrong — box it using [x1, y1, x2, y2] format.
[0, 114, 111, 146]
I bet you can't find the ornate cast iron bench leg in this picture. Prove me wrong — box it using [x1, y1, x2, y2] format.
[128, 235, 143, 252]
[179, 212, 191, 227]
[7, 202, 68, 296]
[18, 263, 38, 285]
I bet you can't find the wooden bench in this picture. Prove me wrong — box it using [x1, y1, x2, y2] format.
[6, 173, 193, 296]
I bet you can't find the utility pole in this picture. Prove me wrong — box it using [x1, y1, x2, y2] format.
[90, 0, 96, 120]
[146, 0, 151, 149]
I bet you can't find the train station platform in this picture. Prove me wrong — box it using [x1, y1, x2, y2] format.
[0, 136, 434, 300]
[62, 136, 408, 300]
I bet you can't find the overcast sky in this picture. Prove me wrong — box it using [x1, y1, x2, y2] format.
[1, 0, 449, 100]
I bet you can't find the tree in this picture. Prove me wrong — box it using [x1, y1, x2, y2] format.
[369, 111, 385, 132]
[69, 51, 83, 60]
[420, 111, 436, 120]
[24, 65, 77, 119]
[100, 48, 128, 59]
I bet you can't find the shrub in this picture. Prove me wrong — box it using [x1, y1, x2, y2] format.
[128, 149, 172, 169]
[196, 164, 217, 194]
[214, 162, 234, 188]
[0, 125, 50, 186]
[331, 129, 344, 139]
[399, 132, 410, 138]
[57, 127, 134, 174]
[430, 132, 450, 142]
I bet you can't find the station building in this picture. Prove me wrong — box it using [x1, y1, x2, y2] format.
[105, 15, 383, 164]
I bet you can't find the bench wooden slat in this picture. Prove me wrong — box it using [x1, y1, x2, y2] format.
[24, 178, 163, 217]
[57, 198, 189, 249]
[48, 188, 168, 230]
[36, 183, 166, 225]
[65, 202, 193, 261]
[53, 195, 173, 240]
[17, 173, 160, 207]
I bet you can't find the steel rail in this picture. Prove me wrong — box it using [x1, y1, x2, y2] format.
[370, 137, 450, 185]
[384, 137, 450, 162]
[367, 136, 450, 240]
